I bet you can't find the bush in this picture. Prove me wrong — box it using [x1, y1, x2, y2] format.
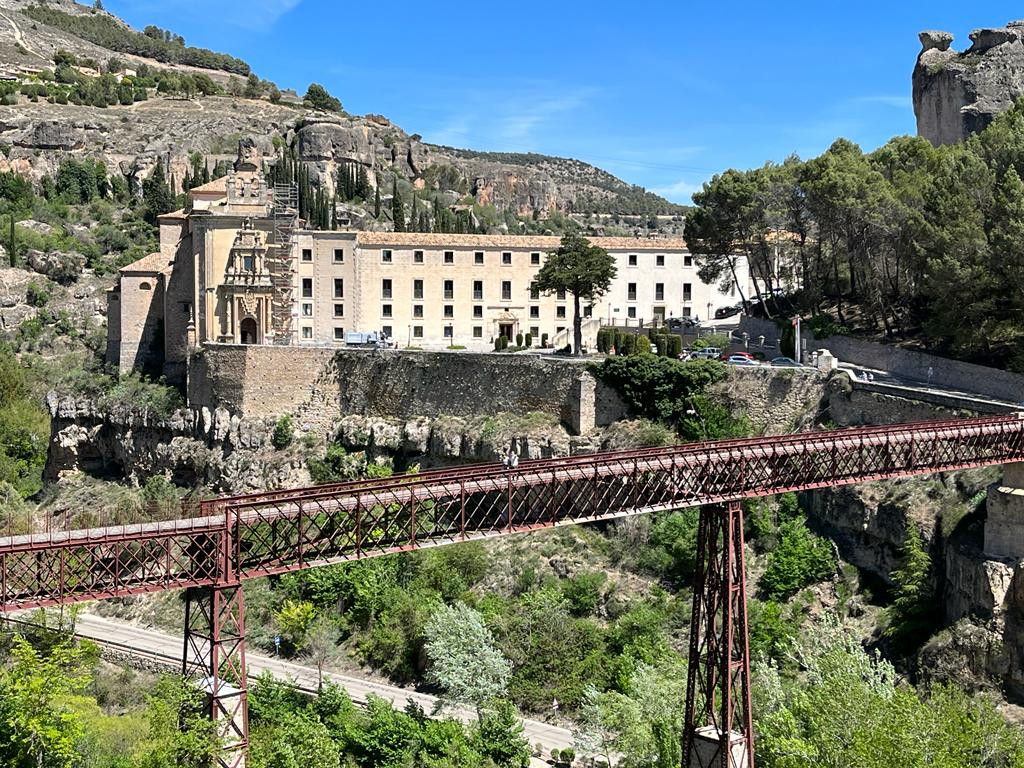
[561, 571, 607, 617]
[760, 519, 834, 599]
[271, 414, 294, 450]
[541, 333, 549, 348]
[516, 332, 524, 347]
[524, 332, 532, 347]
[24, 281, 51, 307]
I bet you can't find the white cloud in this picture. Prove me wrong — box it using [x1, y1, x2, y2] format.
[649, 178, 702, 204]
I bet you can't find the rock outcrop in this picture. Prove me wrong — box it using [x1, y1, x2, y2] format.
[914, 21, 1024, 145]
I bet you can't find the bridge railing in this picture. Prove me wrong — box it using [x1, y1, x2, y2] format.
[2, 415, 1021, 611]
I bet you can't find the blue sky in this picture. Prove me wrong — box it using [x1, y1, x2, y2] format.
[106, 1, 1024, 204]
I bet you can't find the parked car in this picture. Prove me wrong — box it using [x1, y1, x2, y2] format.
[770, 356, 801, 367]
[667, 316, 700, 331]
[727, 355, 760, 366]
[689, 347, 721, 360]
[720, 350, 755, 361]
[346, 331, 393, 348]
[714, 305, 742, 320]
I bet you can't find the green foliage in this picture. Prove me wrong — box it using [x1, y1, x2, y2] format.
[884, 523, 938, 647]
[474, 699, 531, 768]
[307, 443, 381, 484]
[755, 619, 1024, 768]
[760, 519, 835, 599]
[23, 6, 251, 74]
[271, 414, 294, 450]
[561, 571, 607, 617]
[275, 599, 317, 654]
[424, 602, 511, 716]
[533, 234, 616, 354]
[303, 83, 341, 112]
[590, 356, 726, 433]
[142, 162, 174, 225]
[24, 280, 51, 308]
[0, 343, 49, 498]
[632, 508, 700, 586]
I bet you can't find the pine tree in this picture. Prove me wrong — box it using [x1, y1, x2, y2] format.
[884, 524, 936, 645]
[392, 179, 405, 232]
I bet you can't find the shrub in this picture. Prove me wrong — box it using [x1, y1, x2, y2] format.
[541, 333, 548, 348]
[24, 281, 51, 308]
[516, 332, 524, 347]
[271, 414, 294, 450]
[524, 332, 532, 347]
[655, 335, 668, 356]
[760, 519, 834, 599]
[561, 571, 607, 617]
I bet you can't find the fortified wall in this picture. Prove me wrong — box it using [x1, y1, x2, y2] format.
[187, 345, 629, 435]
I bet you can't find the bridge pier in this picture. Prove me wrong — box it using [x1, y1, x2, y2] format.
[683, 501, 755, 768]
[183, 585, 249, 768]
[984, 463, 1024, 559]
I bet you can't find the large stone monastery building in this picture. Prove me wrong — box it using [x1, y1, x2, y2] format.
[107, 143, 749, 385]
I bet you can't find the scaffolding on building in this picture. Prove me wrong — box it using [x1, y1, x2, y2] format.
[269, 182, 298, 344]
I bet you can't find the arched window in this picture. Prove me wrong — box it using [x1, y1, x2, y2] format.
[139, 281, 152, 291]
[240, 317, 258, 345]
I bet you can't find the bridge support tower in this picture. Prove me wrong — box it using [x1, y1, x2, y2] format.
[183, 584, 249, 768]
[984, 462, 1024, 559]
[684, 501, 755, 768]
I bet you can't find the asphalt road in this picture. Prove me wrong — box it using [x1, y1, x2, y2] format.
[67, 613, 574, 759]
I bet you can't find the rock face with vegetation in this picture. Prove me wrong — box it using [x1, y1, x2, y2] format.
[913, 21, 1024, 145]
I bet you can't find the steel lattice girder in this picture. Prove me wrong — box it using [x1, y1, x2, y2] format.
[1, 415, 1022, 612]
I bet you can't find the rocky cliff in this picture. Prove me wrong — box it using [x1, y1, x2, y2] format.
[913, 21, 1024, 146]
[0, 0, 680, 219]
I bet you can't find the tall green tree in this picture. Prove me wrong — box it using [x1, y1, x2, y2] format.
[142, 161, 174, 225]
[391, 179, 405, 232]
[533, 233, 616, 355]
[884, 523, 937, 646]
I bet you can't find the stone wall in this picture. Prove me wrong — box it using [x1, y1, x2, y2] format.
[710, 367, 826, 433]
[187, 346, 629, 435]
[739, 316, 1024, 404]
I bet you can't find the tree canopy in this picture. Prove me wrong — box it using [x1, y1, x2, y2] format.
[533, 233, 616, 354]
[303, 83, 342, 112]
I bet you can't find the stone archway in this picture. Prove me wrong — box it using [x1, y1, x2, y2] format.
[240, 317, 258, 345]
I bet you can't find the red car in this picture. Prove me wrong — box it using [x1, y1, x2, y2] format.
[720, 350, 755, 361]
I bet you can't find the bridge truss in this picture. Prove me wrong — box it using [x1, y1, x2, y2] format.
[2, 414, 1022, 767]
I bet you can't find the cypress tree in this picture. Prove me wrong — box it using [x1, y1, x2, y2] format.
[202, 159, 210, 184]
[331, 196, 338, 230]
[374, 184, 381, 218]
[8, 214, 15, 267]
[356, 165, 369, 199]
[410, 194, 419, 231]
[392, 179, 405, 232]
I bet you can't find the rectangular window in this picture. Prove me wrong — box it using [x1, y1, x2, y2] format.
[242, 254, 254, 271]
[302, 278, 313, 298]
[683, 306, 692, 317]
[413, 304, 423, 318]
[333, 248, 344, 263]
[473, 305, 483, 318]
[684, 254, 694, 267]
[556, 289, 566, 301]
[501, 280, 512, 301]
[584, 305, 593, 317]
[627, 307, 637, 318]
[333, 278, 344, 298]
[302, 326, 313, 339]
[655, 283, 664, 301]
[530, 284, 540, 300]
[556, 306, 566, 319]
[381, 249, 392, 263]
[628, 254, 638, 266]
[444, 326, 454, 338]
[530, 252, 541, 265]
[530, 305, 540, 319]
[302, 248, 312, 262]
[333, 327, 345, 340]
[656, 254, 665, 267]
[333, 303, 344, 317]
[443, 250, 454, 264]
[443, 279, 454, 300]
[382, 304, 392, 318]
[627, 283, 637, 301]
[302, 303, 313, 317]
[414, 250, 424, 264]
[530, 326, 539, 338]
[474, 251, 484, 265]
[413, 325, 424, 338]
[502, 251, 512, 265]
[444, 305, 454, 318]
[473, 326, 483, 338]
[413, 279, 423, 299]
[683, 282, 692, 301]
[382, 279, 392, 299]
[383, 325, 393, 337]
[473, 280, 483, 300]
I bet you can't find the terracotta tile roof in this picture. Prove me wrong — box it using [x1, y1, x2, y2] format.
[189, 178, 228, 194]
[119, 252, 170, 274]
[353, 231, 689, 251]
[158, 208, 188, 220]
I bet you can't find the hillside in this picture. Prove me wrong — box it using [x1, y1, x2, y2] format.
[0, 0, 683, 224]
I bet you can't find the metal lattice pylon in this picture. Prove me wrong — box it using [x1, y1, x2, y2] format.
[683, 501, 755, 768]
[183, 585, 248, 768]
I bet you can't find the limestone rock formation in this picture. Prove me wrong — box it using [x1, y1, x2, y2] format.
[914, 21, 1024, 145]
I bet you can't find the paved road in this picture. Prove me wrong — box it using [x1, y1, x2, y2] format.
[67, 613, 574, 758]
[839, 363, 1022, 410]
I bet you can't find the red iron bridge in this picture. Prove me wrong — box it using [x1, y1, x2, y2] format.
[2, 414, 1023, 768]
